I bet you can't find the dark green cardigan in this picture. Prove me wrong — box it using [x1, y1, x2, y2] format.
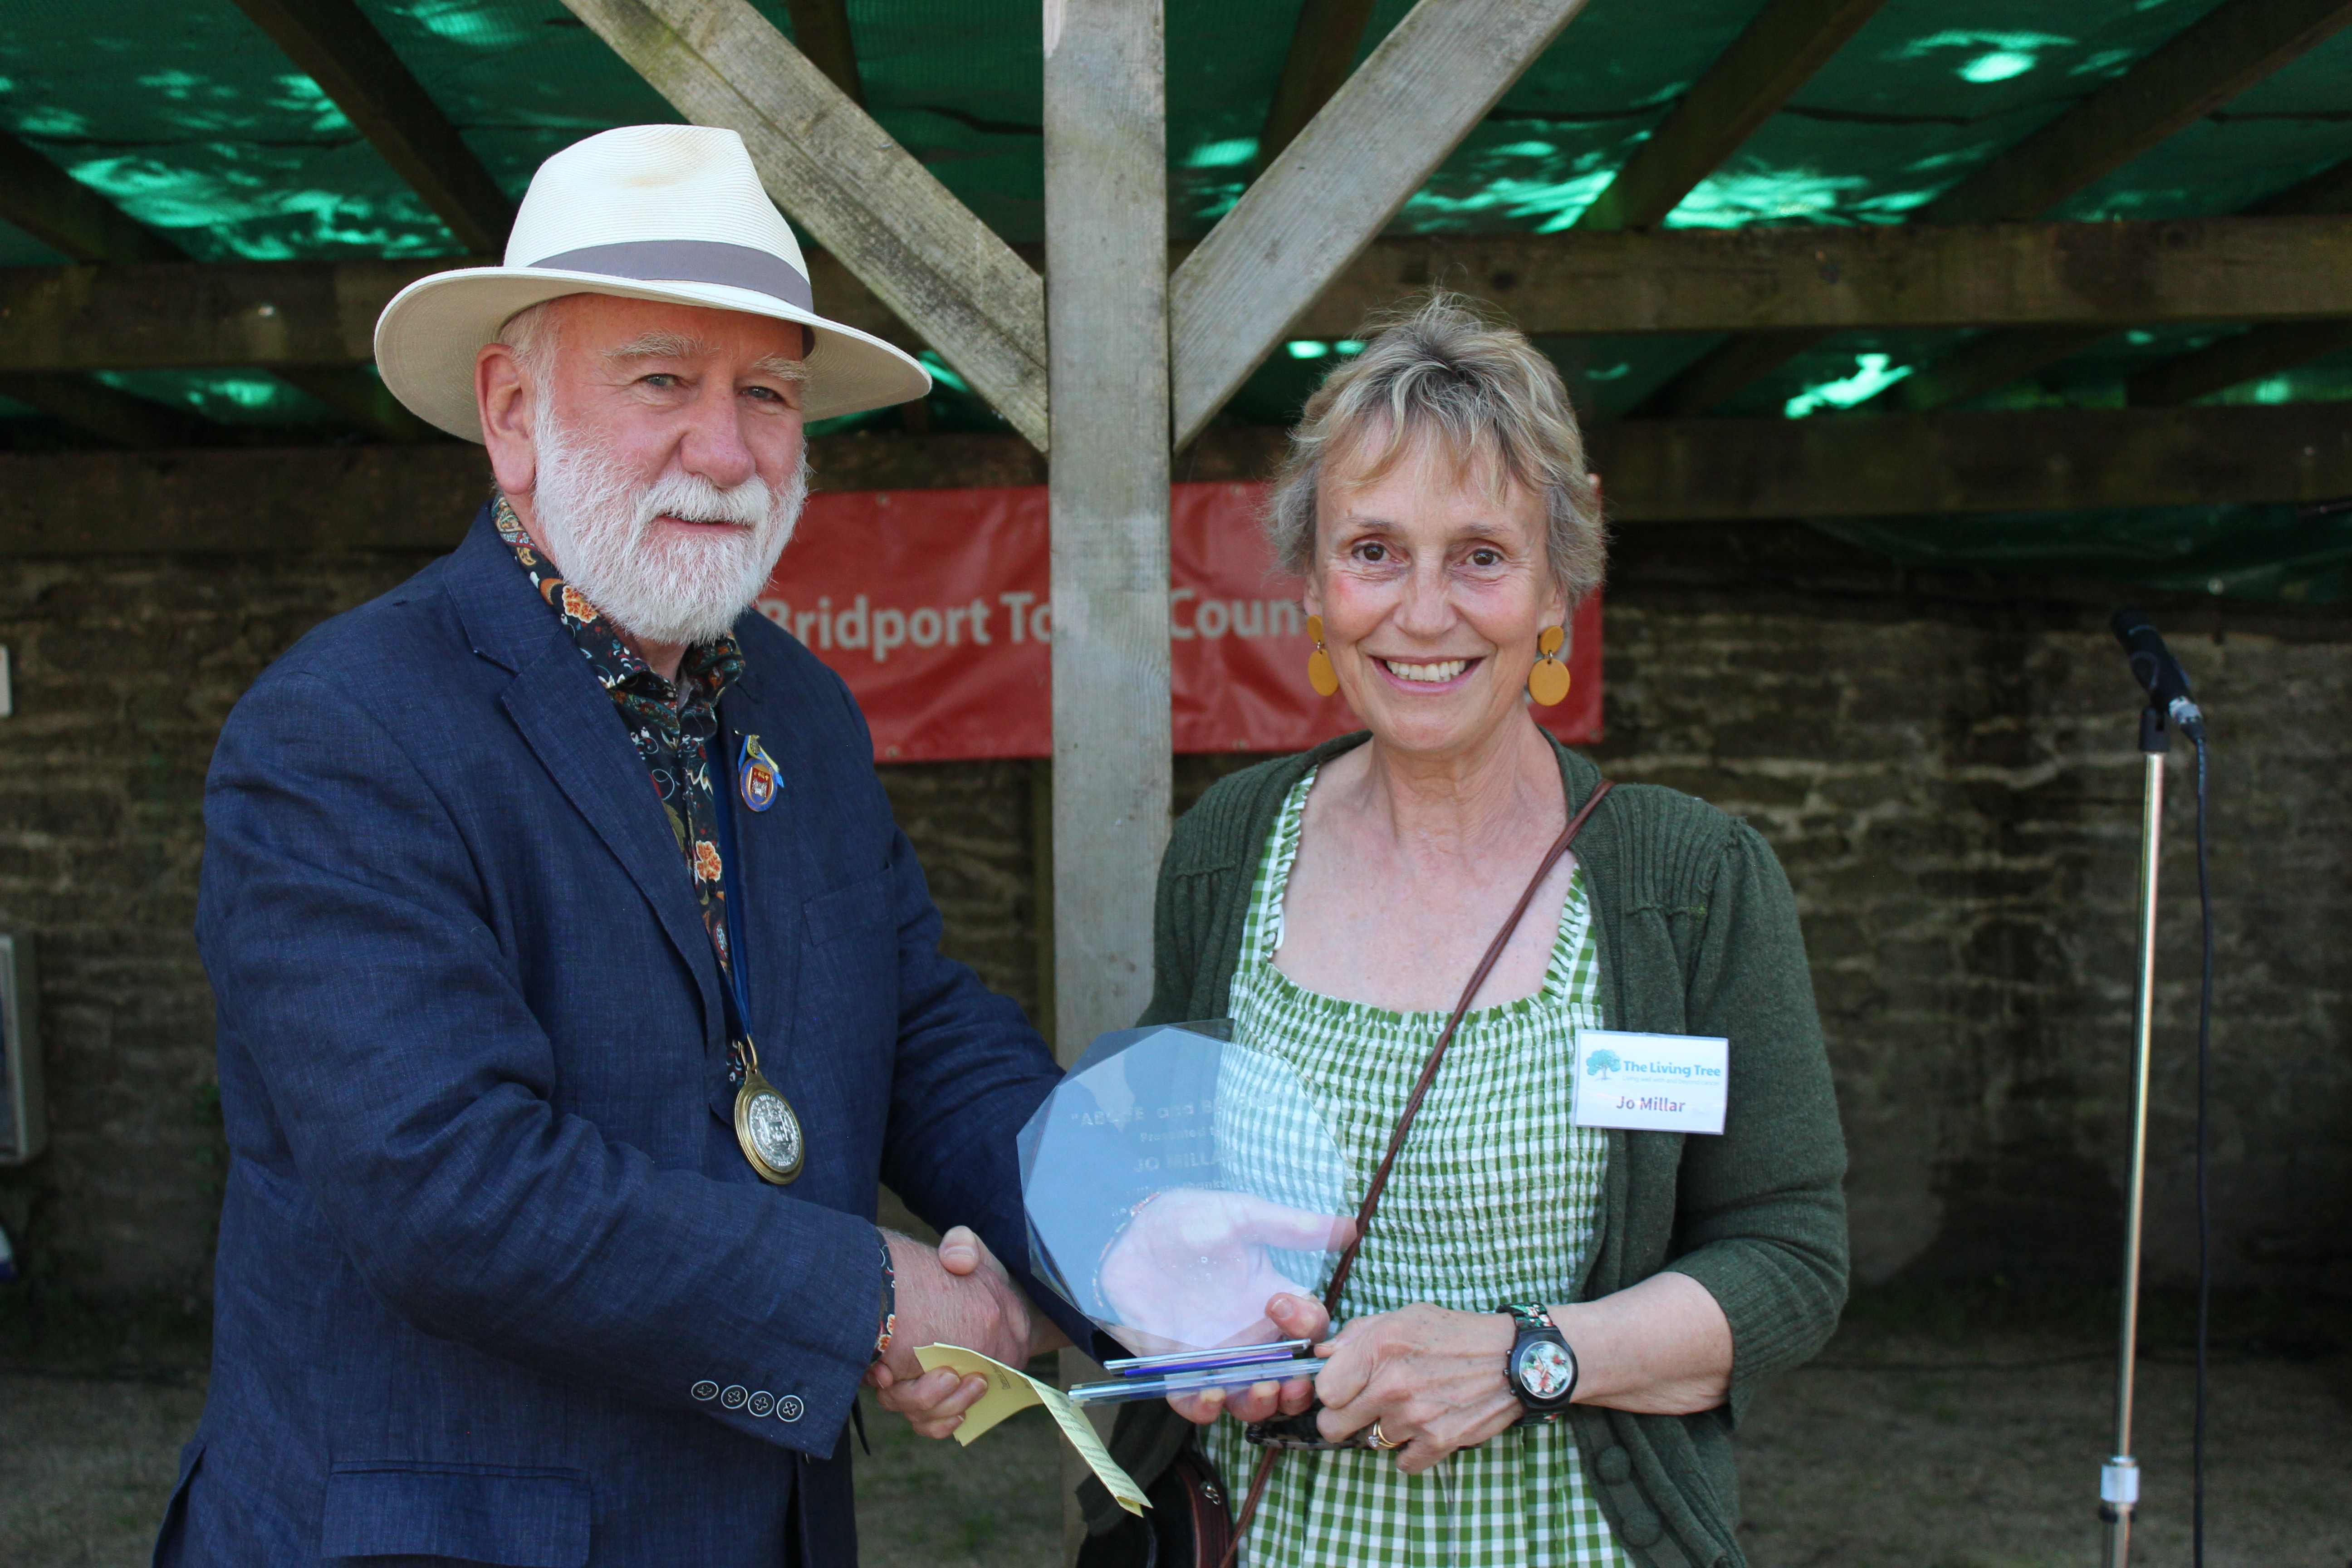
[1083, 733, 1849, 1568]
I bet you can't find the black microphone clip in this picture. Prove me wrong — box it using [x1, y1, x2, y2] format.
[2111, 608, 2204, 740]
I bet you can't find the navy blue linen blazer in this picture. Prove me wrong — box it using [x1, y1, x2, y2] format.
[164, 507, 1086, 1567]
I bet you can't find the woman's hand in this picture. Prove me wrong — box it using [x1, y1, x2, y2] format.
[1309, 1304, 1521, 1474]
[1166, 1291, 1330, 1426]
[1294, 1274, 1735, 1469]
[1100, 1190, 1355, 1354]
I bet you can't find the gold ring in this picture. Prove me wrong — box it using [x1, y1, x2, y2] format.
[1369, 1420, 1403, 1450]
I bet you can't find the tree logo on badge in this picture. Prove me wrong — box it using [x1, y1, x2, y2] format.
[1585, 1048, 1620, 1079]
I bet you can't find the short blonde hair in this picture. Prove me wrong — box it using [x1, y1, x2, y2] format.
[1265, 294, 1604, 604]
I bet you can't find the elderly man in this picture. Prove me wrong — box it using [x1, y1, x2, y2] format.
[162, 125, 1077, 1566]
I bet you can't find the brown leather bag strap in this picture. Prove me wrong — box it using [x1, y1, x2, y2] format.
[1318, 778, 1613, 1315]
[1215, 779, 1615, 1568]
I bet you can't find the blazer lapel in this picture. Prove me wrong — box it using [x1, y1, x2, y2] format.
[445, 508, 724, 1042]
[502, 644, 726, 1041]
[713, 667, 806, 1078]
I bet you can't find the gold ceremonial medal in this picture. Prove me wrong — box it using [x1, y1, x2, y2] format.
[732, 1039, 805, 1185]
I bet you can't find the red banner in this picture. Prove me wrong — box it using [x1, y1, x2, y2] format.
[756, 481, 1602, 763]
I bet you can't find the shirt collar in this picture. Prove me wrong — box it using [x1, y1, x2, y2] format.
[492, 491, 745, 711]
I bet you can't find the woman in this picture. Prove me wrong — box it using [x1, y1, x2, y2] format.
[1088, 295, 1849, 1568]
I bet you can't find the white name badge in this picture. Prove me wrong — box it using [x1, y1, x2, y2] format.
[1571, 1030, 1729, 1134]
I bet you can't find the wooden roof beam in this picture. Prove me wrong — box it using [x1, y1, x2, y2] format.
[1255, 0, 1380, 172]
[0, 129, 199, 444]
[1885, 147, 2352, 415]
[1171, 0, 1596, 446]
[2249, 153, 2352, 218]
[0, 128, 431, 444]
[1574, 0, 1887, 233]
[1919, 0, 2352, 227]
[1294, 217, 2352, 336]
[780, 0, 865, 106]
[16, 216, 2352, 374]
[561, 0, 1047, 450]
[0, 129, 184, 265]
[2119, 153, 2352, 405]
[0, 372, 213, 449]
[272, 366, 440, 442]
[1629, 0, 2352, 417]
[2125, 320, 2352, 406]
[0, 257, 440, 373]
[1596, 403, 2352, 520]
[1873, 326, 2112, 414]
[228, 0, 516, 257]
[8, 403, 2347, 554]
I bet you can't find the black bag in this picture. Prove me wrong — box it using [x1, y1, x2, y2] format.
[1077, 1445, 1235, 1568]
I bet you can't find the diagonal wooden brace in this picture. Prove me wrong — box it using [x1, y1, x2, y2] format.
[1168, 0, 1595, 447]
[559, 0, 1049, 451]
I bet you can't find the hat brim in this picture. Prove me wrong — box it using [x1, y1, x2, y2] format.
[373, 266, 934, 442]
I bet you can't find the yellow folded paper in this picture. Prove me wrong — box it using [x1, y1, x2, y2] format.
[912, 1344, 1149, 1516]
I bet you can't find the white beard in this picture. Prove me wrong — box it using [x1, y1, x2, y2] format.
[525, 416, 807, 649]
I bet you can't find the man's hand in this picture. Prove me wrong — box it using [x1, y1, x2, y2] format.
[864, 1225, 1068, 1440]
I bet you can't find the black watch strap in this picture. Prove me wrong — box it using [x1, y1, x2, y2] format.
[1500, 1302, 1578, 1422]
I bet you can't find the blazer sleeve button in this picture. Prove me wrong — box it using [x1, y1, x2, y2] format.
[691, 1381, 720, 1401]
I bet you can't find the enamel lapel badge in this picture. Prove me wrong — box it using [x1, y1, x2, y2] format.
[739, 734, 781, 813]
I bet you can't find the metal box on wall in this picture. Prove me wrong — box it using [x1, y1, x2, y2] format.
[0, 934, 44, 1164]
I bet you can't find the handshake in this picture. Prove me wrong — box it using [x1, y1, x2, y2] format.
[864, 1189, 1352, 1440]
[864, 1225, 1064, 1438]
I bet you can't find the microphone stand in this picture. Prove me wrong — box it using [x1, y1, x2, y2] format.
[2100, 701, 2166, 1566]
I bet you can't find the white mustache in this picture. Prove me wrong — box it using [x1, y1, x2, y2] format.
[637, 469, 771, 530]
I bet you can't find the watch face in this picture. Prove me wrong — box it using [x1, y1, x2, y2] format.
[1515, 1338, 1575, 1401]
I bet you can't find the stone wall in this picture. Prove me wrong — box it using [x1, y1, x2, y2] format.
[1595, 526, 2350, 1295]
[2, 524, 2345, 1308]
[0, 550, 440, 1305]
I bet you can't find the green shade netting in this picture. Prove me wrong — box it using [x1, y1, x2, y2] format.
[8, 0, 2348, 258]
[0, 0, 2348, 597]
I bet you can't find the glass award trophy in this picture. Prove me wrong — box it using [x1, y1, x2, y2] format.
[1018, 1020, 1357, 1405]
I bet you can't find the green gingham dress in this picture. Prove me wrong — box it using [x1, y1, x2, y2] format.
[1200, 769, 1632, 1568]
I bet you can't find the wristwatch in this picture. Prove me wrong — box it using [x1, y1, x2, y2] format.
[1499, 1303, 1578, 1422]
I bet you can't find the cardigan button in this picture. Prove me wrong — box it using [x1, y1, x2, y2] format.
[1595, 1445, 1632, 1484]
[1619, 1505, 1663, 1547]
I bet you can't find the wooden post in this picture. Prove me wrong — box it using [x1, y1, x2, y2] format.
[1043, 0, 1171, 1067]
[1044, 0, 1169, 1554]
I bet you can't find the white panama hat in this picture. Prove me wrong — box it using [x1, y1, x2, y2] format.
[374, 124, 930, 441]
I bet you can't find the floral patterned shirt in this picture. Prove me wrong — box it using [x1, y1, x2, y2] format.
[493, 495, 749, 1004]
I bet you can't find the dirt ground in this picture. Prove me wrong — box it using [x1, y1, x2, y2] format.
[5, 1320, 2347, 1567]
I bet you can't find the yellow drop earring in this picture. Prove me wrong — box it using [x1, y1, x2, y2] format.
[1528, 625, 1571, 706]
[1306, 615, 1339, 696]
